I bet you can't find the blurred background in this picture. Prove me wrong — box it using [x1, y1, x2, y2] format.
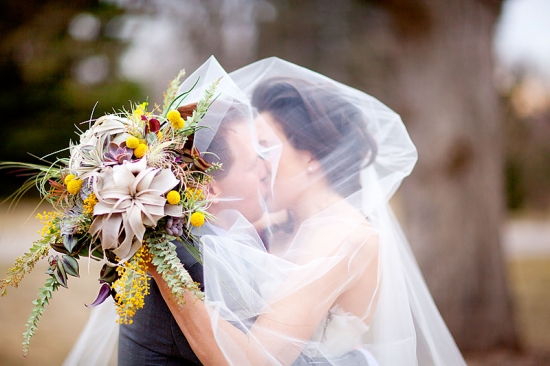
[1, 0, 549, 364]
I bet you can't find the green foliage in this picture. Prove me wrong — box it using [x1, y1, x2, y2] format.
[505, 160, 525, 210]
[185, 78, 221, 127]
[146, 234, 204, 307]
[0, 161, 63, 208]
[163, 69, 187, 114]
[0, 239, 50, 296]
[22, 276, 59, 356]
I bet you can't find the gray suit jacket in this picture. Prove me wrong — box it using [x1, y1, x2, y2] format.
[118, 242, 204, 365]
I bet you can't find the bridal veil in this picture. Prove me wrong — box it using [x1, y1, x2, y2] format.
[66, 56, 466, 365]
[199, 57, 466, 365]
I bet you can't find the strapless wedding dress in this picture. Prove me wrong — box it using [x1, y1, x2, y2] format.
[300, 305, 379, 365]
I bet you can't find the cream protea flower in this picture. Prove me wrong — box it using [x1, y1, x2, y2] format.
[89, 158, 182, 261]
[69, 115, 134, 178]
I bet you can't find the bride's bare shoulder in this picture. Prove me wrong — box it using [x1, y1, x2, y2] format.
[304, 208, 378, 256]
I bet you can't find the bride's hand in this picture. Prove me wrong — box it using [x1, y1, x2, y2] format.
[253, 210, 290, 232]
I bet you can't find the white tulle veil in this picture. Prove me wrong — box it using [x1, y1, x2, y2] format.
[65, 56, 466, 366]
[195, 57, 466, 365]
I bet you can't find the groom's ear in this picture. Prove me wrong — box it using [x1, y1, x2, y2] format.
[208, 181, 222, 203]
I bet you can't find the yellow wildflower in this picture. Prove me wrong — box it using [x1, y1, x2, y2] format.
[134, 144, 148, 158]
[67, 179, 83, 195]
[64, 174, 76, 185]
[83, 193, 99, 215]
[113, 245, 152, 324]
[36, 211, 58, 237]
[185, 187, 204, 201]
[166, 191, 181, 205]
[190, 212, 205, 227]
[126, 136, 140, 149]
[133, 102, 148, 116]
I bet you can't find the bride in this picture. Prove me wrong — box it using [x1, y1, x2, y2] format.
[147, 57, 467, 365]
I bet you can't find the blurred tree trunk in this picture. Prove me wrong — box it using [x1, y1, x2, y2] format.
[381, 0, 518, 351]
[255, 0, 518, 352]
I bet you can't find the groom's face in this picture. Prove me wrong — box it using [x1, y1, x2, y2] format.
[210, 122, 270, 222]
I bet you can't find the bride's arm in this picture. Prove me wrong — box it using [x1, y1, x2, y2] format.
[150, 261, 346, 365]
[151, 232, 378, 365]
[149, 266, 229, 366]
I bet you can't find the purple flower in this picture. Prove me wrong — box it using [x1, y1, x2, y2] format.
[86, 282, 112, 307]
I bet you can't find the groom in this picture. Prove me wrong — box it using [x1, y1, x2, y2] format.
[118, 105, 270, 365]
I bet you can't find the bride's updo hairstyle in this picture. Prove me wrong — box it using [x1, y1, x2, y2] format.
[251, 77, 377, 197]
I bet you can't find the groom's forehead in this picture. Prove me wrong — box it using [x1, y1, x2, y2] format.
[226, 123, 258, 157]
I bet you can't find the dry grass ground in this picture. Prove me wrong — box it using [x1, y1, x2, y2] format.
[0, 201, 105, 365]
[1, 201, 549, 365]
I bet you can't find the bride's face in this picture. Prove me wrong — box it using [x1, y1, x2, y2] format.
[256, 112, 312, 212]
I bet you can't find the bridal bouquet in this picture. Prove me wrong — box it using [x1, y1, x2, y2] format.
[0, 71, 219, 355]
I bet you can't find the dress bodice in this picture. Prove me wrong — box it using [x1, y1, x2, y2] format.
[306, 305, 369, 357]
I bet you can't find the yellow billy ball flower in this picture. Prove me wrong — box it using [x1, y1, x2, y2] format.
[166, 190, 181, 205]
[67, 179, 83, 195]
[171, 117, 185, 130]
[134, 143, 148, 158]
[64, 174, 76, 185]
[166, 110, 181, 123]
[126, 136, 140, 149]
[190, 212, 205, 227]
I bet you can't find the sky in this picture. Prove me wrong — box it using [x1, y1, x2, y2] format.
[494, 0, 550, 85]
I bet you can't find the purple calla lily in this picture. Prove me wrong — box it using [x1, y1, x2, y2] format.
[86, 282, 112, 308]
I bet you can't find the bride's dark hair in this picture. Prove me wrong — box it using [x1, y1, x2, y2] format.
[251, 77, 377, 197]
